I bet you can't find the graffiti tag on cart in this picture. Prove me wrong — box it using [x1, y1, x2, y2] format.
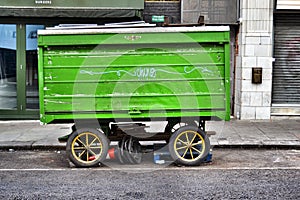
[80, 66, 214, 80]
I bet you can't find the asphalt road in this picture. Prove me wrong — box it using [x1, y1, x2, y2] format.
[0, 149, 299, 199]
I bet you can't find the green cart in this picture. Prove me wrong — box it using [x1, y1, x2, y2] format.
[38, 26, 231, 167]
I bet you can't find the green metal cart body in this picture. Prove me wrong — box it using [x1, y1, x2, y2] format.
[38, 26, 231, 124]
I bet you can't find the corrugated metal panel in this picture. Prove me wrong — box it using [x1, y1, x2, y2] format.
[272, 14, 300, 104]
[277, 0, 300, 9]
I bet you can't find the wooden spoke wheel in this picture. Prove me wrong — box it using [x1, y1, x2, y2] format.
[168, 126, 210, 166]
[66, 128, 109, 167]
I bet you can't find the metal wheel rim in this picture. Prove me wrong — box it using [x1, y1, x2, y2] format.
[173, 130, 205, 162]
[71, 132, 103, 164]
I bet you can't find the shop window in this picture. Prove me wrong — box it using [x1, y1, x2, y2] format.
[0, 24, 17, 109]
[26, 25, 45, 109]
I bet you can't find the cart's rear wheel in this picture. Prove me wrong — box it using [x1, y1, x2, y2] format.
[66, 128, 109, 167]
[168, 125, 210, 166]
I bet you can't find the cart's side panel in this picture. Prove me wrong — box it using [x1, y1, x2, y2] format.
[38, 28, 230, 124]
[38, 45, 45, 122]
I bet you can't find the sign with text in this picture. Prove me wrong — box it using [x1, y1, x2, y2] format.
[35, 1, 52, 5]
[0, 0, 144, 9]
[152, 16, 165, 23]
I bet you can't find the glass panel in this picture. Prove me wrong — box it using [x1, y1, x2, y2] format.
[26, 25, 45, 109]
[0, 24, 17, 109]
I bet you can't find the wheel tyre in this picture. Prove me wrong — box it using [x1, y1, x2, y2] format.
[127, 137, 142, 164]
[123, 137, 135, 164]
[165, 120, 198, 134]
[116, 142, 124, 164]
[66, 128, 109, 167]
[168, 125, 210, 166]
[119, 137, 130, 164]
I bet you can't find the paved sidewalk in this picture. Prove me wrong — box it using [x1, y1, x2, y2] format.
[209, 119, 300, 148]
[0, 119, 299, 150]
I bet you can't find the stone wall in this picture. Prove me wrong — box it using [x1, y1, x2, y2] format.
[235, 0, 274, 119]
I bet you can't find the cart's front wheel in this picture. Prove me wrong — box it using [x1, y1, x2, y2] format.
[168, 126, 210, 166]
[66, 128, 109, 167]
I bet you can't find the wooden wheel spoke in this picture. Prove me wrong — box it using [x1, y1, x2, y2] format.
[190, 148, 194, 160]
[191, 140, 203, 147]
[185, 132, 190, 144]
[190, 133, 197, 145]
[176, 145, 189, 151]
[85, 134, 89, 147]
[86, 150, 89, 161]
[88, 149, 97, 157]
[191, 146, 203, 154]
[181, 147, 189, 158]
[78, 149, 86, 158]
[74, 146, 86, 150]
[177, 138, 188, 146]
[89, 137, 98, 146]
[77, 138, 87, 148]
[90, 146, 102, 149]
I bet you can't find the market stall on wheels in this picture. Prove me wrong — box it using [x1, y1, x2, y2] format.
[37, 25, 231, 167]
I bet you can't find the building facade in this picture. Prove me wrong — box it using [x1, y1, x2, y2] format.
[235, 0, 300, 119]
[0, 0, 144, 119]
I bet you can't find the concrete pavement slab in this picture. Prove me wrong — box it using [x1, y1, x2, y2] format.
[0, 121, 72, 150]
[0, 119, 299, 150]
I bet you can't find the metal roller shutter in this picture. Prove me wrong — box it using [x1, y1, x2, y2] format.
[272, 13, 300, 105]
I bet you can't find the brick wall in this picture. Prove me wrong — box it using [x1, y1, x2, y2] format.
[143, 1, 181, 24]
